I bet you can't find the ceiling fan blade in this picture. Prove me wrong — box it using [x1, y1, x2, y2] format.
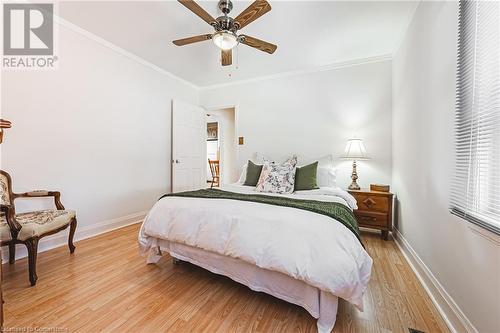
[240, 35, 277, 54]
[173, 34, 212, 46]
[221, 49, 232, 66]
[234, 0, 271, 30]
[178, 0, 216, 25]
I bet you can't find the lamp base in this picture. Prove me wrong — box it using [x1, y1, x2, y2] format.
[348, 160, 361, 191]
[348, 182, 361, 191]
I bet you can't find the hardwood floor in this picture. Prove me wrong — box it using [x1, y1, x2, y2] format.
[2, 224, 449, 333]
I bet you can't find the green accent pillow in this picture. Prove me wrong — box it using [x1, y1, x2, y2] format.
[294, 161, 319, 191]
[243, 160, 263, 186]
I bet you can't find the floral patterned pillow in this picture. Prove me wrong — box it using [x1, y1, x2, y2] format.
[255, 156, 297, 194]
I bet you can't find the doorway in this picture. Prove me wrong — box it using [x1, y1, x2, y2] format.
[206, 107, 237, 187]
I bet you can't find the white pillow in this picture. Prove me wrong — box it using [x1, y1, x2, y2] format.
[298, 154, 334, 167]
[255, 156, 297, 194]
[254, 152, 300, 165]
[317, 166, 337, 188]
[237, 163, 248, 184]
[253, 152, 272, 164]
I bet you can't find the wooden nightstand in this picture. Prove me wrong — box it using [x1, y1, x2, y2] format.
[348, 189, 394, 240]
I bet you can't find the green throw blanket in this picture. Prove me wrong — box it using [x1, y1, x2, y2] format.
[160, 188, 361, 243]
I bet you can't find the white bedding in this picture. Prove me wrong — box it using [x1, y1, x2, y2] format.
[158, 240, 339, 333]
[139, 184, 372, 312]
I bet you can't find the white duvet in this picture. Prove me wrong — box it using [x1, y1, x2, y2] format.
[139, 184, 372, 309]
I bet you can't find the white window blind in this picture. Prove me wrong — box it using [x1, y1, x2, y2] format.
[451, 0, 500, 234]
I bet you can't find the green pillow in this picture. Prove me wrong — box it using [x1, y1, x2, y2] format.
[243, 160, 263, 186]
[294, 161, 319, 191]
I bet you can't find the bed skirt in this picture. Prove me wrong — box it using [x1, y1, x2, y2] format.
[146, 240, 339, 333]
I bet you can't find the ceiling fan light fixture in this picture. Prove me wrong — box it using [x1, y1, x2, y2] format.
[212, 31, 239, 50]
[173, 0, 277, 66]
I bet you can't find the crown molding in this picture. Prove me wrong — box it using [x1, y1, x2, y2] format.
[53, 15, 200, 90]
[199, 54, 393, 90]
[14, 1, 397, 92]
[54, 14, 391, 92]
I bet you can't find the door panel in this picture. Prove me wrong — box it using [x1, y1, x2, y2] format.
[172, 100, 206, 193]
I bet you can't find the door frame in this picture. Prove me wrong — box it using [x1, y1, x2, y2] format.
[205, 104, 239, 185]
[206, 114, 220, 182]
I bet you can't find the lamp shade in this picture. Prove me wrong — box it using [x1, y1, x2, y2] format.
[342, 138, 369, 160]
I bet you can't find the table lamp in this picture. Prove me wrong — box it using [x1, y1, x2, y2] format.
[342, 137, 370, 190]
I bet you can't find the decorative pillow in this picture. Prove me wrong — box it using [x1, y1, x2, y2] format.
[294, 161, 319, 191]
[243, 160, 263, 186]
[255, 156, 297, 194]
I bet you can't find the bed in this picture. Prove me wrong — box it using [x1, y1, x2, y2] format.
[138, 183, 372, 333]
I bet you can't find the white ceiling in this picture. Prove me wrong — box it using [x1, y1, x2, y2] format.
[59, 1, 418, 87]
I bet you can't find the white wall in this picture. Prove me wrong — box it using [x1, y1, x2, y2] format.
[0, 22, 198, 246]
[392, 2, 500, 332]
[200, 60, 393, 189]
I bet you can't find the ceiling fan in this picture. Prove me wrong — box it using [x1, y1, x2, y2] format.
[173, 0, 277, 66]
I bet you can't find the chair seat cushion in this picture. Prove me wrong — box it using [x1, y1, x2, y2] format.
[1, 210, 75, 242]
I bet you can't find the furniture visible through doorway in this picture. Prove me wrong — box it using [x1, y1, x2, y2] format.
[208, 159, 220, 188]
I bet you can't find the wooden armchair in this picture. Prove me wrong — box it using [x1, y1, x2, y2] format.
[0, 170, 77, 286]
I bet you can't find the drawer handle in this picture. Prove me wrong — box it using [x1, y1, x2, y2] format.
[360, 216, 377, 222]
[362, 198, 376, 209]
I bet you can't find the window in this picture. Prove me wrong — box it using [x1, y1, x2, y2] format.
[451, 0, 500, 234]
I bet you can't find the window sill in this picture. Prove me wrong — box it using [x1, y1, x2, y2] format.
[450, 208, 500, 237]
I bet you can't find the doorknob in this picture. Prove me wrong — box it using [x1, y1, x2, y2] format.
[174, 159, 180, 164]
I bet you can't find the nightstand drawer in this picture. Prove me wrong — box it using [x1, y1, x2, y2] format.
[354, 211, 388, 227]
[354, 193, 389, 213]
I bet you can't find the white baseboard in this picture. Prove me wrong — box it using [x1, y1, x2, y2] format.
[393, 228, 478, 333]
[2, 211, 147, 263]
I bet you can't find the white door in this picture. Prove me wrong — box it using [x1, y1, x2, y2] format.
[171, 100, 206, 193]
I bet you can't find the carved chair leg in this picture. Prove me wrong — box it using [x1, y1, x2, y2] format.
[68, 218, 77, 254]
[25, 238, 39, 286]
[8, 243, 16, 264]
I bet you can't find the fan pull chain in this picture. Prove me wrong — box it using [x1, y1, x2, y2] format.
[228, 46, 238, 78]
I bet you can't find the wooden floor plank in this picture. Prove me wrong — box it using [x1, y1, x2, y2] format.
[2, 224, 449, 332]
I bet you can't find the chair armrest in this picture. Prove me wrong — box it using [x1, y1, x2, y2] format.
[0, 204, 11, 214]
[0, 204, 21, 236]
[13, 191, 65, 210]
[16, 190, 53, 197]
